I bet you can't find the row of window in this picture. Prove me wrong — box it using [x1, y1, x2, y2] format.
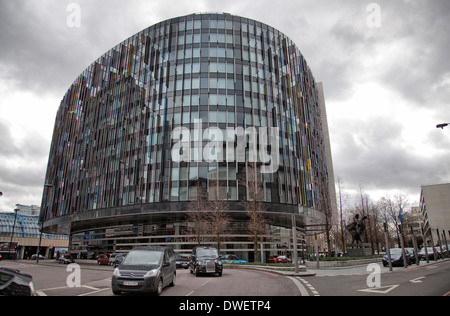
[0, 214, 68, 239]
[42, 14, 328, 221]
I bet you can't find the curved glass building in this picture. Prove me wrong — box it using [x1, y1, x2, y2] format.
[40, 13, 335, 260]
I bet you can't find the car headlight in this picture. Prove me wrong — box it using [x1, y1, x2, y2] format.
[144, 269, 159, 278]
[197, 261, 204, 266]
[113, 268, 121, 277]
[217, 260, 223, 265]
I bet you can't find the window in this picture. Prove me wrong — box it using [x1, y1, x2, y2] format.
[218, 111, 227, 123]
[171, 167, 179, 181]
[189, 166, 198, 180]
[192, 78, 200, 89]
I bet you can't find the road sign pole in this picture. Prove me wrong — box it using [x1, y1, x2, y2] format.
[410, 226, 419, 265]
[292, 214, 299, 274]
[384, 223, 392, 271]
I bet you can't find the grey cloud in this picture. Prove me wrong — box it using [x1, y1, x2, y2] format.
[332, 116, 450, 197]
[0, 120, 20, 158]
[0, 119, 49, 160]
[1, 0, 449, 210]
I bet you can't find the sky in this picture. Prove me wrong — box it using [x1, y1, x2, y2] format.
[0, 0, 449, 212]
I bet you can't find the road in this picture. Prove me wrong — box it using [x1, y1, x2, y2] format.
[304, 259, 450, 296]
[0, 260, 302, 296]
[1, 259, 449, 297]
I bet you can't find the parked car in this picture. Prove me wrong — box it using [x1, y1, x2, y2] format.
[418, 247, 439, 260]
[57, 254, 75, 264]
[434, 247, 443, 259]
[113, 255, 125, 268]
[97, 254, 109, 265]
[382, 248, 411, 267]
[221, 254, 247, 264]
[266, 255, 292, 263]
[175, 254, 190, 269]
[442, 244, 450, 257]
[108, 253, 121, 266]
[0, 268, 35, 296]
[189, 246, 223, 277]
[111, 246, 176, 295]
[275, 255, 291, 263]
[30, 254, 45, 260]
[405, 248, 417, 264]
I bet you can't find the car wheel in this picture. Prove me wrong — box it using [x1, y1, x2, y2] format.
[112, 288, 121, 295]
[155, 278, 163, 296]
[169, 273, 176, 287]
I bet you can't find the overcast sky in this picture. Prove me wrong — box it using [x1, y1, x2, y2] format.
[0, 0, 449, 212]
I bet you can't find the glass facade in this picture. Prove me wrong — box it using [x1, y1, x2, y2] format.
[0, 212, 68, 240]
[40, 13, 333, 260]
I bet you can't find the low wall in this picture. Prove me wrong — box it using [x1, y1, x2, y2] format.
[305, 258, 382, 268]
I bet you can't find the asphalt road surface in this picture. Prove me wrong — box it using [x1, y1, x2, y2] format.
[305, 259, 450, 296]
[0, 260, 302, 296]
[2, 259, 449, 296]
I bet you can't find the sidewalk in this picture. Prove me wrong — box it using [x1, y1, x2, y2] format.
[224, 263, 316, 277]
[17, 259, 115, 271]
[307, 257, 450, 277]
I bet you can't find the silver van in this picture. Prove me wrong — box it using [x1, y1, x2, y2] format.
[111, 246, 176, 295]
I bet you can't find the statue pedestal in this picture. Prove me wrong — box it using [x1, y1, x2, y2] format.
[346, 243, 372, 257]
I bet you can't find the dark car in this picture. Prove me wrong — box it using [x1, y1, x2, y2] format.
[189, 246, 223, 277]
[57, 254, 75, 264]
[418, 247, 439, 260]
[111, 246, 176, 296]
[113, 255, 125, 268]
[0, 268, 35, 296]
[405, 248, 417, 264]
[175, 254, 190, 269]
[383, 248, 411, 267]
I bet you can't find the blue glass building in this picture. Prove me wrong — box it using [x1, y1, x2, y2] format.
[40, 13, 334, 260]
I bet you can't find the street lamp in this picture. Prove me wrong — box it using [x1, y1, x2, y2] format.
[37, 183, 53, 264]
[8, 209, 19, 259]
[436, 123, 449, 129]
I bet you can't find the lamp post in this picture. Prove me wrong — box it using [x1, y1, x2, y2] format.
[8, 208, 19, 259]
[436, 123, 450, 129]
[37, 184, 53, 264]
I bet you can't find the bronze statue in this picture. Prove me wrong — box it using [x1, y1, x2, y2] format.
[346, 214, 368, 244]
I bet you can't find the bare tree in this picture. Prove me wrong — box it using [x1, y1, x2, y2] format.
[242, 163, 267, 263]
[336, 176, 347, 254]
[206, 196, 231, 254]
[377, 193, 409, 247]
[394, 192, 409, 245]
[186, 185, 210, 245]
[318, 175, 333, 256]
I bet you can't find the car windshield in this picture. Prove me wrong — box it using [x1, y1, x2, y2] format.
[390, 249, 403, 255]
[123, 251, 162, 265]
[197, 248, 218, 258]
